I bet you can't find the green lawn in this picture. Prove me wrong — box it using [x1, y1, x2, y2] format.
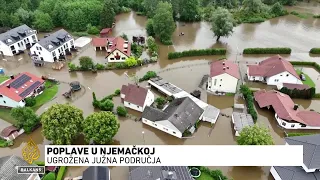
[0, 75, 9, 83]
[197, 172, 214, 180]
[0, 108, 16, 124]
[296, 70, 315, 88]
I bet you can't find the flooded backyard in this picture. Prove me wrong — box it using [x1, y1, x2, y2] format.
[1, 4, 320, 179]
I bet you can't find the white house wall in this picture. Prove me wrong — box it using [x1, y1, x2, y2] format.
[270, 167, 282, 180]
[143, 90, 155, 109]
[142, 118, 182, 138]
[0, 41, 13, 56]
[0, 34, 37, 57]
[207, 73, 238, 93]
[124, 101, 144, 112]
[266, 71, 302, 86]
[275, 113, 320, 129]
[106, 49, 128, 63]
[0, 94, 25, 108]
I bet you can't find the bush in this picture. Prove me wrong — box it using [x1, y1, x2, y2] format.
[280, 87, 315, 99]
[270, 2, 288, 17]
[86, 24, 100, 35]
[290, 11, 308, 18]
[68, 62, 78, 71]
[314, 93, 320, 98]
[120, 33, 128, 41]
[56, 166, 67, 180]
[100, 99, 114, 111]
[114, 89, 121, 96]
[139, 71, 157, 82]
[34, 161, 45, 166]
[314, 14, 320, 18]
[147, 36, 158, 54]
[136, 12, 145, 16]
[240, 85, 258, 121]
[0, 139, 13, 147]
[161, 39, 173, 45]
[121, 6, 131, 13]
[290, 61, 320, 72]
[117, 106, 127, 117]
[287, 133, 315, 137]
[243, 47, 291, 54]
[95, 63, 105, 70]
[72, 32, 89, 37]
[196, 167, 228, 180]
[79, 56, 94, 70]
[155, 97, 167, 109]
[125, 57, 138, 67]
[168, 48, 227, 59]
[25, 97, 36, 107]
[310, 48, 320, 54]
[115, 62, 127, 69]
[43, 172, 56, 180]
[146, 19, 155, 37]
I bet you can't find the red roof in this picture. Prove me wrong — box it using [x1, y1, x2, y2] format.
[0, 72, 44, 102]
[92, 37, 115, 47]
[254, 90, 320, 126]
[210, 60, 240, 79]
[46, 166, 57, 171]
[100, 28, 112, 34]
[106, 37, 131, 57]
[282, 83, 310, 90]
[248, 55, 300, 79]
[0, 126, 18, 137]
[121, 84, 148, 106]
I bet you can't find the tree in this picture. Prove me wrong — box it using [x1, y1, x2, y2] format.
[83, 111, 120, 144]
[41, 104, 84, 145]
[125, 57, 138, 67]
[152, 2, 175, 45]
[100, 99, 114, 111]
[15, 8, 34, 25]
[100, 0, 115, 28]
[25, 97, 36, 107]
[237, 125, 274, 145]
[144, 0, 159, 17]
[155, 97, 167, 109]
[79, 56, 94, 70]
[242, 0, 265, 14]
[146, 19, 155, 37]
[33, 10, 54, 32]
[179, 0, 201, 22]
[10, 107, 39, 133]
[10, 14, 21, 28]
[117, 106, 127, 117]
[86, 24, 100, 35]
[270, 2, 286, 16]
[147, 36, 158, 54]
[210, 7, 234, 41]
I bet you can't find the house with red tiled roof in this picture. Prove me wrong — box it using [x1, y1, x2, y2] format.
[0, 72, 45, 108]
[254, 90, 320, 129]
[247, 55, 302, 86]
[207, 60, 240, 94]
[100, 28, 112, 38]
[120, 84, 154, 112]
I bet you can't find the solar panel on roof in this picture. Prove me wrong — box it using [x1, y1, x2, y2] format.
[10, 74, 31, 89]
[19, 81, 41, 98]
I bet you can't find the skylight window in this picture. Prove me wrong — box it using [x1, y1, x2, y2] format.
[48, 45, 53, 49]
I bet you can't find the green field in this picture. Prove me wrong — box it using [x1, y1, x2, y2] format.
[296, 70, 315, 88]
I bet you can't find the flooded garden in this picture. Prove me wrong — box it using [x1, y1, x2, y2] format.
[1, 4, 320, 179]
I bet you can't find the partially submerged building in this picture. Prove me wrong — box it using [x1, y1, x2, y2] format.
[247, 55, 302, 86]
[30, 29, 74, 62]
[232, 112, 254, 136]
[129, 166, 193, 180]
[271, 134, 320, 180]
[0, 24, 38, 56]
[254, 90, 320, 129]
[142, 97, 204, 138]
[121, 84, 154, 112]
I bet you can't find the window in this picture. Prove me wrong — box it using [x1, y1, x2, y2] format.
[18, 43, 21, 47]
[128, 102, 131, 105]
[38, 52, 41, 55]
[286, 74, 289, 77]
[220, 79, 222, 81]
[219, 85, 221, 87]
[163, 128, 168, 131]
[291, 124, 295, 127]
[137, 105, 140, 108]
[40, 57, 44, 61]
[52, 52, 56, 57]
[122, 57, 126, 60]
[110, 58, 114, 60]
[3, 101, 6, 104]
[280, 74, 282, 76]
[282, 122, 286, 126]
[39, 47, 42, 51]
[275, 79, 279, 82]
[36, 47, 39, 50]
[0, 95, 2, 97]
[173, 131, 176, 134]
[214, 79, 217, 86]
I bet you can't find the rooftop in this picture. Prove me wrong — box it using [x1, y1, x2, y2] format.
[273, 166, 320, 180]
[232, 112, 254, 133]
[0, 155, 36, 180]
[254, 90, 320, 127]
[92, 37, 114, 47]
[105, 36, 131, 57]
[128, 166, 194, 180]
[37, 29, 73, 52]
[0, 72, 45, 102]
[121, 84, 149, 107]
[100, 28, 112, 34]
[82, 166, 110, 180]
[248, 55, 300, 79]
[149, 77, 183, 95]
[202, 105, 220, 120]
[0, 24, 36, 46]
[210, 60, 240, 79]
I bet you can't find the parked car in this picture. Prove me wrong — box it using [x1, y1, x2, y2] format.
[300, 74, 306, 81]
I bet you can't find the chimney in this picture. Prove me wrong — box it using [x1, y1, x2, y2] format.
[227, 66, 229, 69]
[222, 62, 225, 65]
[10, 75, 14, 79]
[293, 104, 299, 110]
[279, 57, 281, 60]
[6, 84, 10, 88]
[223, 67, 226, 70]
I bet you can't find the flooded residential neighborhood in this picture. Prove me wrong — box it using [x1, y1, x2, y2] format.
[1, 1, 320, 180]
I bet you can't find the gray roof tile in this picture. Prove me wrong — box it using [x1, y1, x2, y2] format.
[0, 155, 35, 180]
[82, 166, 110, 180]
[129, 166, 194, 180]
[273, 166, 320, 180]
[0, 24, 35, 46]
[37, 29, 73, 52]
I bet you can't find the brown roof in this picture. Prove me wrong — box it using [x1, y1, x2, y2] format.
[105, 37, 131, 57]
[254, 90, 320, 126]
[100, 28, 112, 34]
[92, 37, 115, 47]
[248, 55, 300, 79]
[0, 126, 18, 137]
[121, 84, 148, 106]
[210, 60, 240, 79]
[282, 83, 310, 90]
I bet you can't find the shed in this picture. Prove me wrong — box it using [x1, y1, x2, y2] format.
[74, 37, 92, 49]
[100, 28, 112, 38]
[201, 105, 220, 124]
[0, 125, 19, 141]
[232, 112, 254, 136]
[70, 81, 81, 91]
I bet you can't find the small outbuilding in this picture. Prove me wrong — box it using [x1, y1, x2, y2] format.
[70, 81, 81, 91]
[232, 112, 254, 136]
[100, 28, 112, 38]
[201, 105, 220, 124]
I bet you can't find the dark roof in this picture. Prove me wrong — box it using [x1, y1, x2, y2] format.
[285, 134, 320, 169]
[282, 83, 310, 90]
[129, 166, 194, 180]
[0, 24, 36, 46]
[82, 166, 110, 180]
[37, 29, 73, 52]
[121, 84, 148, 107]
[142, 97, 204, 133]
[273, 166, 320, 180]
[0, 155, 35, 180]
[0, 125, 18, 137]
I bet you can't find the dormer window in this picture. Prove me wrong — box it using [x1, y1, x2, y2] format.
[15, 91, 19, 93]
[7, 39, 12, 43]
[30, 80, 33, 82]
[48, 45, 53, 49]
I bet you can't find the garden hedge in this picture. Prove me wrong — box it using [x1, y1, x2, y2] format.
[290, 61, 320, 72]
[56, 166, 67, 180]
[240, 85, 258, 121]
[310, 48, 320, 54]
[243, 47, 291, 54]
[287, 133, 316, 137]
[168, 48, 226, 59]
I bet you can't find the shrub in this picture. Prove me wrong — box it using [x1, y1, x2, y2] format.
[240, 85, 258, 121]
[314, 14, 320, 18]
[72, 32, 89, 37]
[68, 62, 78, 71]
[125, 57, 138, 67]
[155, 97, 167, 109]
[25, 97, 36, 107]
[161, 39, 173, 45]
[43, 172, 56, 180]
[168, 48, 227, 59]
[139, 71, 157, 82]
[280, 87, 315, 99]
[120, 33, 128, 41]
[115, 62, 127, 69]
[95, 63, 105, 70]
[86, 24, 100, 35]
[121, 6, 131, 13]
[147, 36, 158, 54]
[314, 93, 320, 98]
[136, 12, 145, 16]
[270, 2, 287, 17]
[146, 19, 155, 37]
[79, 56, 94, 70]
[287, 133, 315, 137]
[114, 89, 121, 96]
[92, 92, 100, 108]
[290, 61, 320, 72]
[117, 106, 127, 117]
[243, 47, 291, 54]
[310, 48, 320, 54]
[0, 139, 13, 147]
[100, 99, 114, 111]
[56, 166, 67, 180]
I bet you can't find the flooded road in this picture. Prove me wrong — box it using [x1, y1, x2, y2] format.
[1, 7, 320, 179]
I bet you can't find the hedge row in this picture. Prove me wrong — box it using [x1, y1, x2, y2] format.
[287, 133, 316, 137]
[56, 166, 67, 180]
[310, 48, 320, 54]
[243, 48, 291, 54]
[290, 61, 320, 72]
[240, 85, 258, 121]
[168, 48, 226, 59]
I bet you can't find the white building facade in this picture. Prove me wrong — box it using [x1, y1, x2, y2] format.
[122, 89, 154, 112]
[106, 49, 129, 63]
[208, 73, 238, 93]
[142, 118, 183, 138]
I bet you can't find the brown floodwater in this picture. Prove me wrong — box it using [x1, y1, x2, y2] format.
[2, 7, 320, 179]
